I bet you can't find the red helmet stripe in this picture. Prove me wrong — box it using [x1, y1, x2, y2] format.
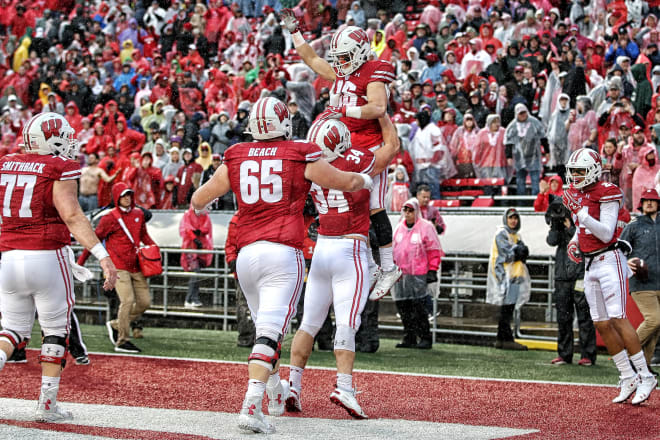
[262, 98, 269, 134]
[254, 99, 263, 135]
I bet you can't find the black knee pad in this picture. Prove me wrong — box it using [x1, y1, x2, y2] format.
[370, 210, 392, 246]
[39, 334, 68, 368]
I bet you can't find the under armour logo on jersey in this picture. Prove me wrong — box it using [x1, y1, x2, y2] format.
[41, 118, 63, 141]
[248, 404, 256, 415]
[276, 394, 283, 405]
[44, 399, 52, 410]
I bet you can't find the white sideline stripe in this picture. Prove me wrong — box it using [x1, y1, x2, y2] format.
[0, 398, 537, 440]
[60, 349, 617, 389]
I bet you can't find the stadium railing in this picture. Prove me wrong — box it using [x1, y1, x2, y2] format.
[73, 246, 557, 341]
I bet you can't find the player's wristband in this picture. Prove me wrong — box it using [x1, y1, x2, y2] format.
[359, 173, 374, 191]
[345, 106, 362, 119]
[292, 31, 306, 48]
[91, 243, 110, 261]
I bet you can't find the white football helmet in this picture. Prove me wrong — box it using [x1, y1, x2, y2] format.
[328, 26, 370, 77]
[307, 118, 351, 162]
[246, 97, 292, 140]
[23, 112, 79, 160]
[566, 148, 602, 189]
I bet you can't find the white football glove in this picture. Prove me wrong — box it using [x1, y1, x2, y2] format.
[280, 8, 300, 33]
[562, 188, 581, 215]
[359, 174, 374, 191]
[567, 241, 583, 264]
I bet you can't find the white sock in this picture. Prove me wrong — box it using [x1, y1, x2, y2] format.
[367, 249, 377, 270]
[246, 379, 266, 399]
[289, 365, 304, 391]
[629, 351, 652, 377]
[612, 350, 636, 378]
[337, 373, 353, 392]
[379, 247, 394, 272]
[40, 376, 60, 406]
[266, 371, 280, 389]
[0, 350, 6, 370]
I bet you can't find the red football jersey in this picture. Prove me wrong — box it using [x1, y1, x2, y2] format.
[312, 147, 374, 237]
[574, 181, 624, 253]
[330, 60, 396, 150]
[0, 153, 81, 251]
[224, 140, 323, 250]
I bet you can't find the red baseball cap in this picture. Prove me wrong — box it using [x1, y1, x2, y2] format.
[633, 126, 643, 134]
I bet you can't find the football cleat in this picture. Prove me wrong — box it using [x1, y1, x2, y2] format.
[75, 355, 90, 366]
[632, 374, 657, 405]
[7, 347, 27, 363]
[35, 399, 73, 423]
[612, 374, 640, 403]
[285, 386, 302, 413]
[369, 266, 402, 300]
[238, 396, 275, 434]
[266, 379, 289, 416]
[330, 387, 368, 419]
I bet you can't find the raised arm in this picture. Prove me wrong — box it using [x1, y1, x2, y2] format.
[371, 115, 400, 176]
[53, 180, 118, 290]
[191, 163, 231, 211]
[305, 158, 372, 192]
[281, 9, 336, 82]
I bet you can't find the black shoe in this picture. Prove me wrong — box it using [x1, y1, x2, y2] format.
[115, 341, 141, 353]
[106, 321, 118, 345]
[7, 347, 27, 363]
[396, 338, 417, 348]
[416, 338, 432, 350]
[75, 355, 90, 365]
[357, 343, 379, 353]
[501, 341, 528, 351]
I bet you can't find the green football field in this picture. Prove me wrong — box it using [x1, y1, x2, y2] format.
[30, 323, 621, 386]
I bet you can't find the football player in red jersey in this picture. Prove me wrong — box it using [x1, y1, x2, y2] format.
[191, 97, 373, 434]
[0, 113, 118, 422]
[282, 119, 384, 420]
[563, 148, 657, 405]
[281, 10, 402, 300]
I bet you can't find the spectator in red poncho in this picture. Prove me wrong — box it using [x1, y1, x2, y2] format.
[85, 122, 113, 155]
[176, 148, 203, 207]
[103, 100, 124, 138]
[179, 206, 213, 308]
[150, 74, 172, 103]
[394, 90, 418, 124]
[534, 175, 564, 212]
[121, 152, 141, 189]
[115, 117, 146, 159]
[64, 101, 83, 134]
[157, 175, 178, 209]
[9, 4, 34, 38]
[97, 144, 128, 207]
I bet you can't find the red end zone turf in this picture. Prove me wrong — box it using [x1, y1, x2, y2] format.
[1, 351, 658, 439]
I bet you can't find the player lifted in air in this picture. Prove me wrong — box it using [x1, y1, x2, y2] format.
[282, 115, 398, 419]
[281, 9, 402, 299]
[0, 113, 118, 422]
[563, 148, 657, 404]
[191, 97, 374, 434]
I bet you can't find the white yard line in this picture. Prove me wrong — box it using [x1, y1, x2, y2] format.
[0, 397, 538, 440]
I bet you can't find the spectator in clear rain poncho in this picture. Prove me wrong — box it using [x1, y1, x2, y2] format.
[385, 165, 411, 213]
[504, 103, 547, 195]
[546, 93, 572, 176]
[472, 114, 509, 180]
[567, 96, 598, 153]
[408, 111, 457, 199]
[487, 208, 531, 351]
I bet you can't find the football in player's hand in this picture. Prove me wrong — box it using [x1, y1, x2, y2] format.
[628, 257, 649, 282]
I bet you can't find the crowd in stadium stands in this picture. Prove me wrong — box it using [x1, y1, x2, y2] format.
[2, 0, 660, 212]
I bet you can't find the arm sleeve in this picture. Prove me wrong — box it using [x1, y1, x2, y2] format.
[576, 201, 619, 244]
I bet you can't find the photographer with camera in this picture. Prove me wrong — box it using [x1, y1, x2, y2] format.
[546, 197, 597, 366]
[621, 189, 660, 370]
